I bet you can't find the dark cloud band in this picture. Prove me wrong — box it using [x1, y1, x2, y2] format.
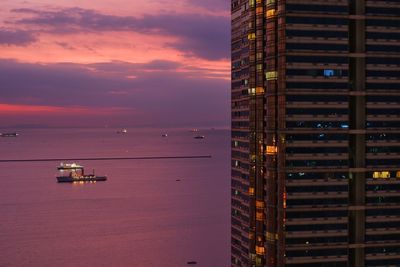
[0, 28, 37, 46]
[11, 7, 229, 60]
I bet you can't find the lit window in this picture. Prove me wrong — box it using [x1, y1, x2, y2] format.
[249, 0, 255, 8]
[266, 146, 278, 155]
[256, 7, 263, 15]
[266, 232, 274, 241]
[256, 200, 264, 208]
[248, 33, 256, 40]
[256, 246, 265, 255]
[267, 0, 275, 4]
[256, 87, 264, 94]
[249, 187, 255, 196]
[266, 9, 276, 18]
[283, 192, 287, 209]
[266, 71, 278, 80]
[256, 211, 264, 221]
[397, 171, 400, 178]
[248, 88, 256, 95]
[324, 69, 343, 77]
[324, 69, 335, 77]
[373, 171, 390, 179]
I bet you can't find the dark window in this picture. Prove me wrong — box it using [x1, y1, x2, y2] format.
[286, 108, 348, 115]
[286, 235, 348, 245]
[287, 82, 348, 90]
[367, 121, 400, 128]
[287, 185, 348, 193]
[367, 158, 400, 166]
[367, 32, 400, 40]
[367, 83, 399, 90]
[287, 172, 348, 180]
[286, 121, 348, 129]
[286, 4, 347, 13]
[287, 43, 348, 51]
[367, 57, 400, 65]
[286, 30, 347, 38]
[286, 16, 348, 25]
[287, 55, 348, 64]
[366, 6, 400, 16]
[286, 146, 347, 154]
[367, 45, 400, 53]
[287, 209, 347, 218]
[367, 19, 400, 27]
[286, 159, 348, 167]
[286, 94, 347, 102]
[286, 69, 347, 77]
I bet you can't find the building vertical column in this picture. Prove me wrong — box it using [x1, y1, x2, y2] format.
[265, 0, 281, 266]
[276, 0, 286, 265]
[255, 1, 266, 266]
[248, 0, 266, 265]
[348, 0, 366, 266]
[248, 0, 257, 263]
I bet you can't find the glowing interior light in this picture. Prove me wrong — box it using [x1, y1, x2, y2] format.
[266, 146, 278, 155]
[266, 9, 276, 18]
[266, 71, 278, 80]
[249, 187, 255, 196]
[324, 69, 335, 77]
[256, 200, 265, 208]
[256, 87, 264, 94]
[373, 171, 390, 179]
[255, 246, 265, 255]
[248, 33, 256, 40]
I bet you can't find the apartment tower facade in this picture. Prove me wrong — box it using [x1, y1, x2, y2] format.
[231, 0, 400, 266]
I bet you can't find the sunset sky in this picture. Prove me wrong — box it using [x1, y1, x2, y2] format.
[0, 0, 230, 128]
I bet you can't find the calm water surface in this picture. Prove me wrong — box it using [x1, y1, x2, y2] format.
[0, 128, 230, 267]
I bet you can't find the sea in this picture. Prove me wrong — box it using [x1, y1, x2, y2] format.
[0, 128, 230, 267]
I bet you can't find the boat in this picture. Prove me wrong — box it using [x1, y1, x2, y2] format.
[117, 129, 127, 134]
[194, 135, 205, 139]
[56, 163, 107, 183]
[162, 133, 168, 137]
[0, 132, 19, 137]
[57, 162, 83, 170]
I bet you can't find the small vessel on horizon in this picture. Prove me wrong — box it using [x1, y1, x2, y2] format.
[117, 129, 128, 134]
[162, 133, 168, 137]
[0, 132, 19, 137]
[57, 163, 107, 183]
[194, 135, 205, 139]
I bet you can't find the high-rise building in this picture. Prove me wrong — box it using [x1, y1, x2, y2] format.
[231, 0, 400, 266]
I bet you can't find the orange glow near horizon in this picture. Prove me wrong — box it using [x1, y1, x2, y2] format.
[0, 104, 133, 115]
